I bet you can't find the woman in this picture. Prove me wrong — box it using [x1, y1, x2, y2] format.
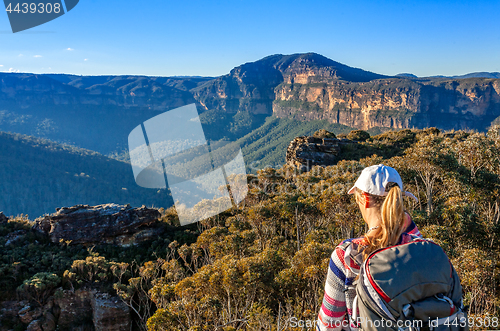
[316, 164, 421, 331]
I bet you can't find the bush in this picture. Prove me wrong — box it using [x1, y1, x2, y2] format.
[313, 129, 336, 139]
[17, 272, 61, 306]
[347, 130, 370, 141]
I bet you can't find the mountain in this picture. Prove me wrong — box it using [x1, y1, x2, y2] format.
[427, 72, 500, 79]
[193, 53, 388, 115]
[452, 72, 500, 79]
[0, 132, 172, 218]
[1, 53, 500, 160]
[0, 73, 210, 154]
[396, 73, 418, 78]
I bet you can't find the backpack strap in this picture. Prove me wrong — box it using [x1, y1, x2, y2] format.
[341, 239, 364, 276]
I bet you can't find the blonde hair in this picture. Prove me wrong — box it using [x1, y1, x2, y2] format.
[354, 183, 406, 260]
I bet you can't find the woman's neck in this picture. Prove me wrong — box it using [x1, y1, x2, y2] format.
[362, 207, 382, 229]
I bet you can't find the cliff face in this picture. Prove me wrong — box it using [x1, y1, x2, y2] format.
[273, 78, 500, 130]
[1, 52, 500, 147]
[192, 53, 500, 131]
[192, 53, 387, 115]
[192, 56, 285, 115]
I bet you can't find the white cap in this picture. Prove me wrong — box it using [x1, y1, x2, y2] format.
[347, 164, 418, 201]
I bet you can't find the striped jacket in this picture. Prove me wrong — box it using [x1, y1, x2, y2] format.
[316, 214, 422, 331]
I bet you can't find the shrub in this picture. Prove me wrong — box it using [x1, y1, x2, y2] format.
[17, 272, 61, 306]
[313, 129, 336, 139]
[347, 130, 370, 141]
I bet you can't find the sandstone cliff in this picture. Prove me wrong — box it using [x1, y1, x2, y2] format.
[2, 52, 500, 149]
[273, 78, 500, 130]
[191, 53, 500, 131]
[192, 53, 387, 115]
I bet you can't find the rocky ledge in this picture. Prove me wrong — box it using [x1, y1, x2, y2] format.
[33, 203, 162, 247]
[286, 129, 348, 171]
[285, 129, 363, 171]
[8, 289, 131, 331]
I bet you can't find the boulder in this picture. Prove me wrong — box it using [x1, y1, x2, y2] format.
[18, 305, 42, 324]
[41, 311, 56, 331]
[54, 288, 94, 329]
[26, 319, 42, 331]
[4, 229, 28, 246]
[286, 136, 341, 171]
[53, 288, 131, 331]
[33, 203, 162, 246]
[91, 293, 131, 331]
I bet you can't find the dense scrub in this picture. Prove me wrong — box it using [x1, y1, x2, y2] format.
[1, 127, 500, 330]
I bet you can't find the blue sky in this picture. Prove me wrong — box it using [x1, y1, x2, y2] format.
[0, 0, 499, 77]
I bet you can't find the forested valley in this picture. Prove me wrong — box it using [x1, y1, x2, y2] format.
[1, 127, 499, 330]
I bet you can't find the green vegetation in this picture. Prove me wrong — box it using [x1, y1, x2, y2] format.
[1, 127, 499, 330]
[346, 129, 370, 141]
[17, 272, 61, 306]
[313, 129, 336, 139]
[0, 114, 378, 217]
[0, 131, 172, 218]
[199, 108, 269, 142]
[236, 117, 355, 169]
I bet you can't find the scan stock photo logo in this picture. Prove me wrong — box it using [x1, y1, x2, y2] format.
[3, 0, 78, 33]
[128, 104, 248, 226]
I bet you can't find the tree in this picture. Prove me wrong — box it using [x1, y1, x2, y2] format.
[347, 130, 370, 141]
[404, 135, 446, 217]
[17, 272, 61, 306]
[454, 133, 496, 181]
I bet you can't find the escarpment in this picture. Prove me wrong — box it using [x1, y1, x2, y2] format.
[273, 78, 500, 130]
[192, 53, 500, 131]
[1, 52, 500, 139]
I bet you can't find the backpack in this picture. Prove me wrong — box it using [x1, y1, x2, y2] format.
[352, 238, 468, 331]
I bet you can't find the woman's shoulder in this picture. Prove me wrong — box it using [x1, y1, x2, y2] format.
[339, 236, 368, 250]
[403, 212, 423, 238]
[332, 237, 366, 274]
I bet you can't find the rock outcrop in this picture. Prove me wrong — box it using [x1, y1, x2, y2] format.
[33, 204, 162, 247]
[286, 135, 341, 171]
[91, 293, 131, 331]
[53, 289, 131, 331]
[54, 289, 94, 329]
[10, 289, 131, 331]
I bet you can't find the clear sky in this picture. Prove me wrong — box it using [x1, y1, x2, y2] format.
[0, 0, 499, 77]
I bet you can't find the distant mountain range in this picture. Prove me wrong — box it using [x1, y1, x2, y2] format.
[1, 52, 500, 216]
[1, 53, 499, 156]
[397, 72, 500, 79]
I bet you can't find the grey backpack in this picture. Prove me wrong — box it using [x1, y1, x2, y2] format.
[353, 238, 468, 331]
